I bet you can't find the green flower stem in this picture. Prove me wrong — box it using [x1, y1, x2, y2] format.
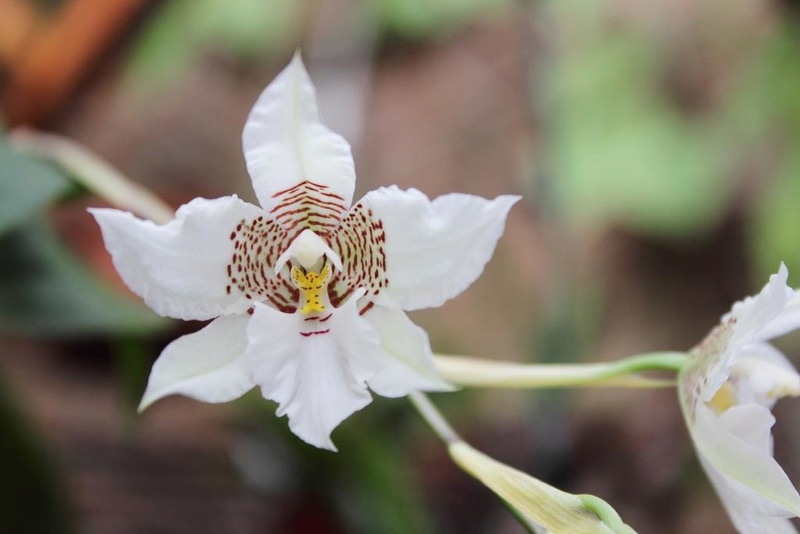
[10, 128, 175, 224]
[579, 495, 636, 534]
[433, 352, 689, 389]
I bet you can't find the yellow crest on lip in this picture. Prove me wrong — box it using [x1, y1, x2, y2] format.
[291, 264, 332, 315]
[707, 382, 737, 414]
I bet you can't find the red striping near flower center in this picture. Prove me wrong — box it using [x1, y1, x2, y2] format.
[300, 329, 330, 337]
[226, 184, 392, 315]
[270, 181, 348, 235]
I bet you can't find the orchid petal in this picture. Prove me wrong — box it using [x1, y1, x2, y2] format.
[726, 264, 793, 347]
[690, 402, 800, 518]
[734, 344, 800, 407]
[242, 52, 355, 232]
[760, 290, 800, 342]
[698, 264, 793, 402]
[332, 186, 519, 310]
[363, 305, 454, 396]
[139, 314, 253, 411]
[244, 296, 384, 451]
[700, 455, 798, 534]
[90, 197, 266, 320]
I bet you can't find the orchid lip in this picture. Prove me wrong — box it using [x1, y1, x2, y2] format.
[274, 228, 343, 274]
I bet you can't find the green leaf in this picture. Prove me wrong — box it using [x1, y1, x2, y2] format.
[112, 336, 155, 422]
[0, 376, 73, 534]
[124, 0, 301, 91]
[370, 0, 508, 39]
[334, 426, 435, 534]
[546, 5, 730, 238]
[0, 143, 71, 237]
[749, 155, 800, 285]
[0, 222, 168, 337]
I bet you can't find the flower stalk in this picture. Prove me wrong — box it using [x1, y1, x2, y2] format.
[10, 128, 175, 224]
[434, 352, 688, 389]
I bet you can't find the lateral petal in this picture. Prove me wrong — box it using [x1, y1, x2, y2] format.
[90, 197, 264, 320]
[139, 314, 254, 411]
[759, 290, 800, 342]
[242, 52, 355, 232]
[362, 305, 454, 397]
[331, 186, 519, 310]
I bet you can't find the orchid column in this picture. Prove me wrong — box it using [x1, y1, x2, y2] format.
[90, 53, 518, 451]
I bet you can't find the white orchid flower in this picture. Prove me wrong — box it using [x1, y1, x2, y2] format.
[679, 264, 800, 532]
[90, 53, 518, 451]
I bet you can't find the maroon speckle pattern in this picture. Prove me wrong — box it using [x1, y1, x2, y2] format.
[328, 202, 388, 308]
[225, 181, 390, 314]
[227, 214, 298, 313]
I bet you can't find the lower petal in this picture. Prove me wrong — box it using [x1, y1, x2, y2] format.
[700, 455, 798, 534]
[244, 301, 376, 451]
[362, 305, 454, 397]
[691, 402, 800, 519]
[139, 314, 254, 411]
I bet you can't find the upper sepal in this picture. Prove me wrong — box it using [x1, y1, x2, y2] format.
[242, 52, 356, 215]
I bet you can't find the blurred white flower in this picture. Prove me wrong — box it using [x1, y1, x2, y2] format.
[680, 264, 800, 532]
[90, 53, 517, 450]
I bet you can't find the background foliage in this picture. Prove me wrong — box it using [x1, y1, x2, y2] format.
[1, 0, 799, 532]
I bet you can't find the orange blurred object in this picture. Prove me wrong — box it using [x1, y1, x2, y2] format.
[0, 0, 147, 126]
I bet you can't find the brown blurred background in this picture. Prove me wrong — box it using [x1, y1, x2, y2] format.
[2, 0, 800, 532]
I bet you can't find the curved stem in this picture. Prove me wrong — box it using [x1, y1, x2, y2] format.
[10, 128, 175, 224]
[434, 352, 689, 389]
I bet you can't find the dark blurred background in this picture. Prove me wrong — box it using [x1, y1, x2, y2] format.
[2, 0, 800, 532]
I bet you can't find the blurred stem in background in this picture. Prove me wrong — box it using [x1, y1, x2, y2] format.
[10, 129, 175, 223]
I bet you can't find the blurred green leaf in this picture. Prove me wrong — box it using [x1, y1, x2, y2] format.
[0, 222, 168, 337]
[0, 143, 70, 237]
[241, 396, 435, 533]
[112, 336, 154, 421]
[0, 376, 72, 534]
[371, 0, 508, 39]
[548, 6, 730, 238]
[722, 25, 800, 141]
[334, 422, 435, 534]
[125, 0, 301, 90]
[749, 154, 800, 285]
[726, 23, 800, 285]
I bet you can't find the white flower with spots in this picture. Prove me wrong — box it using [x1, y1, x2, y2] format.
[90, 54, 518, 450]
[679, 264, 800, 533]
